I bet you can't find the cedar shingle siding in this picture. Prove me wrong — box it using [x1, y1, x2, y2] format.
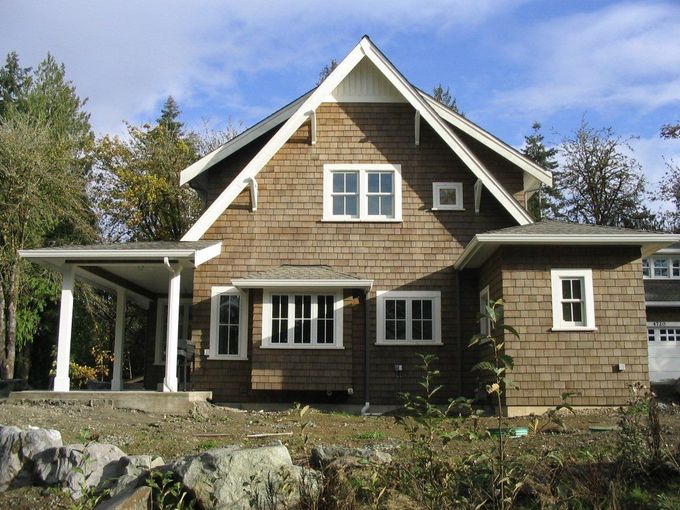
[188, 102, 518, 403]
[143, 102, 650, 410]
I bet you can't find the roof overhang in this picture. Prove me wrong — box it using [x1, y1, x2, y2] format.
[232, 278, 373, 291]
[646, 301, 680, 307]
[19, 241, 222, 305]
[455, 233, 680, 270]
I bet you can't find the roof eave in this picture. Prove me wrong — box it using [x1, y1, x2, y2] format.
[232, 278, 374, 290]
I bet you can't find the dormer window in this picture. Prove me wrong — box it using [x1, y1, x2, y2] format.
[643, 257, 680, 279]
[323, 164, 402, 222]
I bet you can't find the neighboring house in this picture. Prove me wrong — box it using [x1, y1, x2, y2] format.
[643, 243, 680, 387]
[20, 36, 679, 416]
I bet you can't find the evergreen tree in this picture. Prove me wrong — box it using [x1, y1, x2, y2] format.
[521, 122, 559, 220]
[433, 83, 463, 116]
[316, 59, 338, 85]
[156, 96, 182, 135]
[0, 52, 31, 117]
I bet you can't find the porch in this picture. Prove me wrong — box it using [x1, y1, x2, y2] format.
[17, 240, 222, 397]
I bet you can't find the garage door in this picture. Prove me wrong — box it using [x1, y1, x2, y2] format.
[648, 322, 680, 383]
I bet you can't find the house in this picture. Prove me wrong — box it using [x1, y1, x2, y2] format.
[19, 36, 679, 416]
[643, 243, 680, 389]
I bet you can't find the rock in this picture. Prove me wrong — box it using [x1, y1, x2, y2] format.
[170, 442, 319, 510]
[0, 425, 63, 490]
[33, 442, 126, 499]
[310, 444, 392, 470]
[106, 455, 164, 498]
[95, 485, 152, 510]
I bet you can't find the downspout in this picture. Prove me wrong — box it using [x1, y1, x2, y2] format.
[361, 289, 371, 416]
[455, 270, 463, 395]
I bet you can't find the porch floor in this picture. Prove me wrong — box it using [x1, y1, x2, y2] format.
[8, 390, 212, 415]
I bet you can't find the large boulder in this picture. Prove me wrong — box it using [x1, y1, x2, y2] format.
[310, 444, 392, 470]
[105, 455, 164, 498]
[33, 442, 126, 499]
[0, 425, 63, 490]
[169, 443, 319, 510]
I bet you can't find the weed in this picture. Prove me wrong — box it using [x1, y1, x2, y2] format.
[351, 431, 385, 442]
[529, 392, 580, 434]
[145, 469, 196, 510]
[197, 439, 219, 450]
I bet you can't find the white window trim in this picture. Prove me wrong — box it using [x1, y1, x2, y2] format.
[479, 285, 490, 336]
[209, 286, 249, 360]
[376, 290, 442, 346]
[154, 298, 192, 365]
[643, 256, 680, 279]
[322, 163, 402, 222]
[261, 290, 344, 349]
[432, 182, 464, 211]
[550, 269, 596, 332]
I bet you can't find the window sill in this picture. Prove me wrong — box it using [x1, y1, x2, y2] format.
[550, 327, 598, 332]
[260, 345, 345, 350]
[375, 341, 443, 346]
[207, 355, 248, 361]
[321, 218, 402, 223]
[431, 207, 465, 211]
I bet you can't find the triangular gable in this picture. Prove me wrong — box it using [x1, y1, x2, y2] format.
[182, 36, 533, 241]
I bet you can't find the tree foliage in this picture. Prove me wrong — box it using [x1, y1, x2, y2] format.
[432, 83, 463, 116]
[549, 120, 648, 227]
[0, 52, 95, 378]
[316, 59, 338, 86]
[661, 122, 680, 140]
[522, 122, 559, 220]
[94, 97, 236, 242]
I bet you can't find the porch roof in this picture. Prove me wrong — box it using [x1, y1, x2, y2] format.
[455, 221, 680, 270]
[232, 264, 373, 290]
[19, 240, 222, 306]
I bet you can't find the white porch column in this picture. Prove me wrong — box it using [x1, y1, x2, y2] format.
[54, 265, 75, 392]
[163, 261, 182, 392]
[111, 288, 126, 391]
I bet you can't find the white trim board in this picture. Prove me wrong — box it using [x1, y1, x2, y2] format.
[181, 36, 533, 242]
[232, 278, 373, 291]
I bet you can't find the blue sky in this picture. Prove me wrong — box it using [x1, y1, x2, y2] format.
[1, 1, 679, 201]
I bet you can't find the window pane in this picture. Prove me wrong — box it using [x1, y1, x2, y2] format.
[396, 320, 406, 340]
[422, 300, 432, 319]
[571, 280, 582, 300]
[648, 328, 655, 342]
[229, 295, 240, 324]
[572, 303, 583, 323]
[439, 188, 457, 205]
[380, 173, 392, 192]
[413, 321, 422, 340]
[655, 259, 669, 277]
[368, 173, 379, 192]
[272, 320, 280, 344]
[218, 325, 229, 354]
[386, 320, 395, 340]
[423, 321, 433, 340]
[333, 173, 344, 193]
[346, 173, 357, 193]
[386, 300, 395, 320]
[333, 196, 344, 216]
[396, 300, 406, 319]
[642, 259, 650, 277]
[562, 303, 572, 322]
[368, 195, 379, 215]
[562, 279, 571, 299]
[346, 196, 357, 216]
[381, 195, 393, 216]
[280, 296, 288, 317]
[228, 326, 239, 354]
[412, 300, 422, 320]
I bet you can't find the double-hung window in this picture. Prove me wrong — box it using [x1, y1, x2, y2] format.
[550, 269, 596, 331]
[262, 291, 343, 348]
[376, 291, 442, 345]
[209, 286, 249, 360]
[643, 257, 680, 279]
[323, 164, 402, 221]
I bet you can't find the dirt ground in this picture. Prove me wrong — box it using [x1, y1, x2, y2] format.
[2, 398, 680, 509]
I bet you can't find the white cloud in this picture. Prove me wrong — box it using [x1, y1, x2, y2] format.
[491, 2, 680, 116]
[0, 0, 528, 135]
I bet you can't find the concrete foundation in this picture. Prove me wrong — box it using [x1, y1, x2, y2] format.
[8, 390, 213, 415]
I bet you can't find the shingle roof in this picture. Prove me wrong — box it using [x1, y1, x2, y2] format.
[645, 280, 680, 302]
[482, 220, 657, 237]
[239, 265, 363, 281]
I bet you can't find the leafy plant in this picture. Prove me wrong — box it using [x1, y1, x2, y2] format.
[145, 469, 195, 510]
[529, 392, 580, 434]
[469, 298, 523, 510]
